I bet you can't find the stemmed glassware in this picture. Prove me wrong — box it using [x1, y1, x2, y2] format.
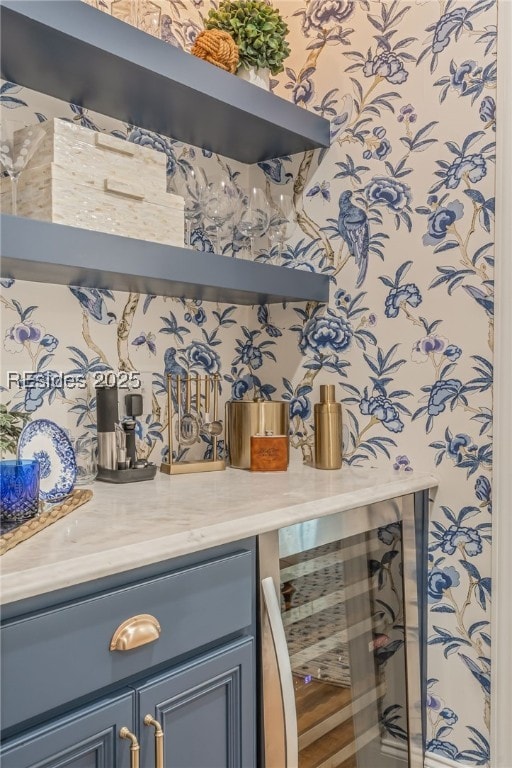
[0, 119, 46, 216]
[202, 178, 241, 254]
[172, 166, 208, 247]
[267, 193, 297, 265]
[236, 186, 270, 260]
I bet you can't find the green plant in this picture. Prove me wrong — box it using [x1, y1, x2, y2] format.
[205, 1, 290, 76]
[0, 403, 30, 458]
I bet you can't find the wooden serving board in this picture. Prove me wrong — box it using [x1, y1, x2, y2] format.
[0, 488, 93, 556]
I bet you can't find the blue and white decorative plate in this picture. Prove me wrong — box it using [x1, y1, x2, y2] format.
[18, 419, 77, 502]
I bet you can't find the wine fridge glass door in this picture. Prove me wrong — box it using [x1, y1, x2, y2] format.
[259, 493, 423, 768]
[282, 528, 408, 767]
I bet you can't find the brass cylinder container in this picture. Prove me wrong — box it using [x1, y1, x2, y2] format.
[314, 384, 342, 470]
[226, 400, 289, 469]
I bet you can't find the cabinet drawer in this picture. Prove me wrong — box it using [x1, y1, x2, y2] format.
[1, 549, 253, 732]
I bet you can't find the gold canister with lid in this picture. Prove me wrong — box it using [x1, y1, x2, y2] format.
[226, 398, 289, 469]
[314, 384, 342, 469]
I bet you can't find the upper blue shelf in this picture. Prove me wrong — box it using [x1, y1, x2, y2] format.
[0, 0, 330, 164]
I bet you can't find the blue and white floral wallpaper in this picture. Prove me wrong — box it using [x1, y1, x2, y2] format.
[0, 0, 496, 763]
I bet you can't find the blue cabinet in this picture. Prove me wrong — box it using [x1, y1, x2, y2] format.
[1, 640, 254, 768]
[139, 640, 255, 768]
[0, 543, 257, 768]
[0, 691, 134, 768]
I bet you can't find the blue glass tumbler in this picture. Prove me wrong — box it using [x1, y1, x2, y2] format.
[0, 459, 40, 523]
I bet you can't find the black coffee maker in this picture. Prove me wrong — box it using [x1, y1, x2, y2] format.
[96, 385, 156, 483]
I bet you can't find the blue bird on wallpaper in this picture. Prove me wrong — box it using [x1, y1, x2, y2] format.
[337, 190, 370, 288]
[164, 347, 188, 379]
[69, 287, 116, 324]
[164, 347, 188, 409]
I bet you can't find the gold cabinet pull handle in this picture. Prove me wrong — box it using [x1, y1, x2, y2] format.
[144, 714, 164, 768]
[119, 727, 140, 768]
[110, 614, 161, 651]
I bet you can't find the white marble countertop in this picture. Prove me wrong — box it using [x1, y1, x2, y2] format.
[0, 465, 437, 606]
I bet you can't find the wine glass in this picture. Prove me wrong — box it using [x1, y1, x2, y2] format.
[267, 193, 297, 265]
[0, 119, 46, 216]
[172, 166, 208, 247]
[236, 186, 270, 260]
[202, 178, 241, 254]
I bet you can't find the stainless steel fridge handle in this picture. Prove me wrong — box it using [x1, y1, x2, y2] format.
[261, 576, 299, 768]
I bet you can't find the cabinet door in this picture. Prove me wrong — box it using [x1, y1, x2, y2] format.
[0, 691, 134, 768]
[138, 639, 255, 768]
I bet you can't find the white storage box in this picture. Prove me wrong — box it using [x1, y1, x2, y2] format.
[25, 118, 168, 193]
[1, 119, 185, 247]
[1, 163, 184, 246]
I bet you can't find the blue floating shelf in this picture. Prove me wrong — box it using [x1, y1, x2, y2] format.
[0, 1, 330, 163]
[0, 215, 329, 306]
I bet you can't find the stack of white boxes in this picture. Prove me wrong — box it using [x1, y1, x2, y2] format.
[0, 118, 185, 246]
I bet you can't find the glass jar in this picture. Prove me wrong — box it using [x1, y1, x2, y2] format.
[71, 435, 97, 485]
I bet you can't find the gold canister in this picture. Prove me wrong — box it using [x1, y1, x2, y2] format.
[314, 384, 342, 469]
[226, 399, 289, 469]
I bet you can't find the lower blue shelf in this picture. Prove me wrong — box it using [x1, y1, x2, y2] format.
[0, 215, 329, 306]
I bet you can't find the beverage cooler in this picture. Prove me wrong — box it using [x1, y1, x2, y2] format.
[258, 493, 427, 768]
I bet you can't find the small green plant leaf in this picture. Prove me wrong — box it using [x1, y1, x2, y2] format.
[205, 0, 290, 75]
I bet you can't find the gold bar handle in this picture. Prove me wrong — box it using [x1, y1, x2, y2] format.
[185, 376, 191, 413]
[119, 727, 140, 768]
[204, 375, 211, 417]
[175, 374, 181, 450]
[213, 374, 219, 458]
[104, 177, 145, 201]
[144, 715, 164, 768]
[195, 373, 201, 414]
[96, 132, 136, 156]
[110, 614, 161, 651]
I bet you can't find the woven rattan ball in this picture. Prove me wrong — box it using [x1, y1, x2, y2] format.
[192, 29, 239, 74]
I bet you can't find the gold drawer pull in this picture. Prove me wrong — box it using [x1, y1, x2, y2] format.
[144, 715, 164, 768]
[104, 177, 145, 201]
[119, 727, 140, 768]
[95, 132, 136, 156]
[110, 614, 161, 651]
